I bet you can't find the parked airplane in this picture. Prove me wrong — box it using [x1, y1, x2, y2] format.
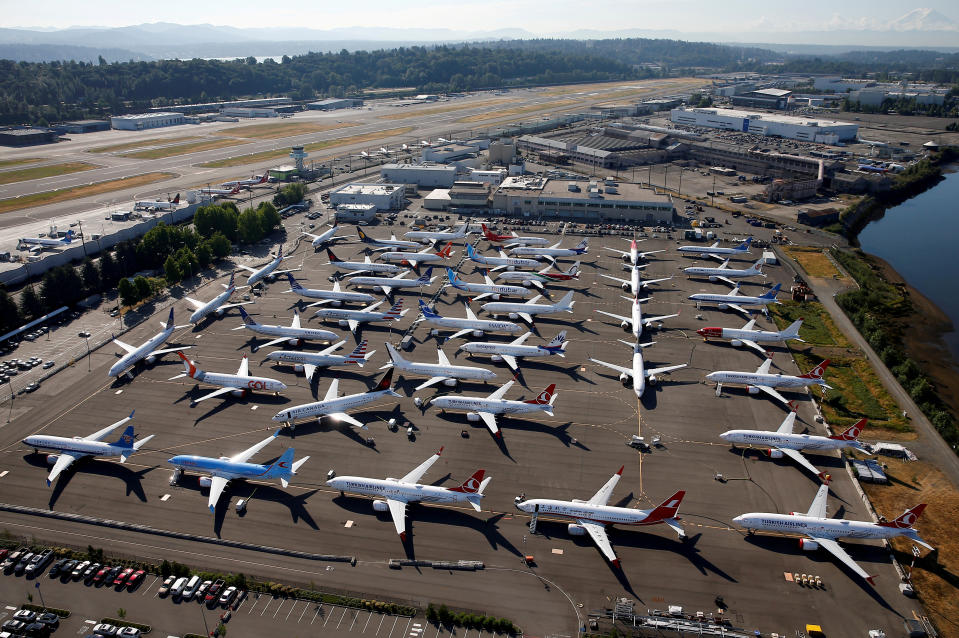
[689, 283, 782, 317]
[464, 244, 542, 270]
[170, 352, 286, 404]
[198, 185, 242, 197]
[263, 340, 375, 379]
[283, 274, 376, 307]
[510, 238, 588, 258]
[495, 261, 580, 289]
[678, 236, 752, 260]
[383, 342, 495, 391]
[684, 258, 766, 286]
[458, 331, 567, 371]
[221, 174, 268, 189]
[327, 447, 490, 541]
[347, 268, 436, 297]
[313, 298, 408, 334]
[168, 432, 309, 512]
[480, 224, 549, 246]
[404, 221, 472, 244]
[697, 318, 804, 358]
[17, 229, 75, 251]
[303, 225, 342, 249]
[23, 411, 153, 486]
[134, 194, 179, 211]
[481, 290, 575, 324]
[706, 358, 831, 409]
[418, 300, 523, 341]
[733, 483, 931, 584]
[377, 242, 454, 269]
[605, 238, 664, 265]
[721, 413, 866, 483]
[326, 248, 404, 277]
[109, 308, 190, 378]
[601, 265, 671, 297]
[446, 268, 531, 301]
[357, 228, 420, 250]
[184, 272, 251, 325]
[272, 369, 400, 429]
[237, 246, 299, 288]
[589, 340, 686, 398]
[595, 295, 678, 340]
[234, 307, 338, 351]
[424, 380, 557, 438]
[514, 468, 686, 567]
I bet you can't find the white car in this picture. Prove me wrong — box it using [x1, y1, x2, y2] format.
[93, 623, 118, 637]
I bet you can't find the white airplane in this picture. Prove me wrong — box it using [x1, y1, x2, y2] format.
[23, 411, 153, 486]
[221, 174, 268, 189]
[383, 342, 496, 391]
[589, 340, 686, 398]
[424, 380, 557, 438]
[733, 484, 932, 585]
[134, 193, 179, 211]
[514, 468, 686, 568]
[313, 298, 408, 334]
[283, 274, 376, 307]
[445, 268, 531, 301]
[303, 225, 342, 249]
[721, 414, 866, 483]
[357, 228, 420, 250]
[17, 229, 76, 251]
[184, 272, 251, 325]
[596, 295, 678, 340]
[234, 307, 338, 351]
[601, 265, 671, 297]
[706, 358, 831, 409]
[605, 238, 664, 266]
[458, 331, 568, 371]
[170, 351, 286, 404]
[347, 268, 436, 297]
[697, 318, 804, 359]
[197, 184, 242, 197]
[377, 242, 454, 269]
[418, 300, 523, 342]
[404, 221, 472, 244]
[326, 248, 404, 276]
[689, 283, 782, 318]
[263, 340, 375, 379]
[109, 308, 190, 378]
[678, 236, 752, 259]
[510, 238, 588, 258]
[495, 261, 581, 290]
[327, 447, 490, 541]
[168, 432, 309, 513]
[272, 369, 400, 429]
[237, 246, 299, 288]
[684, 258, 766, 286]
[481, 290, 575, 324]
[464, 244, 542, 270]
[480, 224, 549, 247]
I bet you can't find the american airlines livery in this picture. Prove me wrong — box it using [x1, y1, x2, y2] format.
[678, 236, 752, 259]
[589, 340, 686, 398]
[327, 447, 490, 541]
[706, 358, 831, 409]
[234, 307, 339, 351]
[109, 308, 191, 378]
[23, 411, 153, 486]
[283, 273, 376, 307]
[515, 468, 686, 568]
[170, 351, 286, 404]
[458, 330, 567, 371]
[684, 258, 766, 286]
[383, 341, 496, 391]
[425, 380, 557, 438]
[418, 300, 523, 342]
[272, 369, 400, 429]
[263, 340, 375, 379]
[689, 282, 782, 318]
[184, 272, 251, 325]
[733, 483, 931, 584]
[698, 317, 804, 359]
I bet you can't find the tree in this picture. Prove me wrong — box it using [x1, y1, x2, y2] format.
[118, 278, 138, 307]
[207, 232, 232, 259]
[99, 251, 119, 287]
[81, 258, 101, 294]
[0, 290, 20, 332]
[257, 201, 281, 234]
[195, 242, 213, 268]
[133, 276, 151, 302]
[164, 255, 182, 284]
[237, 208, 263, 244]
[19, 286, 43, 320]
[194, 203, 239, 241]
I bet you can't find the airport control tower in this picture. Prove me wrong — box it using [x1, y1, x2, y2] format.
[290, 146, 308, 173]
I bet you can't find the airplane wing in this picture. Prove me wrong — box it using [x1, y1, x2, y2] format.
[472, 292, 492, 302]
[753, 384, 793, 407]
[273, 268, 301, 276]
[640, 277, 672, 287]
[46, 452, 82, 486]
[236, 265, 258, 273]
[588, 357, 632, 378]
[643, 313, 679, 326]
[218, 302, 253, 311]
[511, 333, 531, 346]
[84, 413, 135, 441]
[184, 297, 205, 310]
[400, 451, 441, 484]
[778, 447, 825, 478]
[486, 381, 514, 401]
[716, 276, 738, 288]
[518, 312, 534, 324]
[776, 412, 797, 434]
[639, 250, 665, 258]
[146, 346, 190, 359]
[237, 357, 249, 377]
[207, 476, 230, 512]
[347, 319, 359, 334]
[600, 274, 628, 286]
[192, 386, 238, 404]
[230, 434, 277, 464]
[726, 302, 751, 318]
[327, 412, 368, 429]
[645, 363, 687, 377]
[604, 248, 628, 257]
[477, 411, 500, 437]
[596, 310, 630, 323]
[444, 328, 471, 342]
[379, 285, 394, 297]
[812, 537, 873, 582]
[587, 470, 622, 505]
[387, 499, 407, 537]
[257, 336, 289, 350]
[579, 520, 618, 564]
[756, 359, 773, 375]
[806, 483, 829, 518]
[112, 339, 138, 355]
[323, 379, 339, 401]
[500, 355, 518, 371]
[302, 363, 317, 380]
[740, 339, 770, 358]
[415, 376, 452, 391]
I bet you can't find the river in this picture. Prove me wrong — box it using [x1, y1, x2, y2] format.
[858, 169, 959, 364]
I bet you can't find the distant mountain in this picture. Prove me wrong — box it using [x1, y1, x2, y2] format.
[0, 43, 153, 63]
[887, 8, 958, 31]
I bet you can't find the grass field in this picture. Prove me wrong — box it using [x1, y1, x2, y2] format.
[88, 136, 202, 154]
[378, 99, 512, 121]
[539, 77, 707, 97]
[784, 246, 846, 279]
[770, 300, 852, 348]
[215, 121, 358, 139]
[196, 126, 415, 168]
[0, 158, 41, 169]
[0, 172, 176, 214]
[0, 162, 100, 185]
[120, 138, 246, 159]
[456, 99, 581, 124]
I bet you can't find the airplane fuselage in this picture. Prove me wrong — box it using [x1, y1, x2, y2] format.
[706, 371, 824, 389]
[168, 455, 271, 480]
[314, 308, 394, 322]
[327, 476, 468, 505]
[689, 293, 776, 306]
[264, 351, 361, 369]
[452, 281, 530, 297]
[348, 276, 431, 290]
[472, 254, 541, 268]
[22, 436, 125, 458]
[422, 316, 522, 335]
[698, 326, 786, 343]
[188, 370, 286, 394]
[733, 513, 902, 542]
[404, 231, 467, 242]
[189, 288, 235, 324]
[241, 323, 338, 342]
[109, 327, 174, 377]
[684, 266, 762, 279]
[247, 257, 283, 287]
[678, 245, 749, 256]
[429, 396, 547, 416]
[291, 287, 375, 303]
[481, 301, 566, 316]
[459, 342, 560, 359]
[378, 251, 447, 264]
[510, 247, 585, 258]
[272, 390, 393, 422]
[333, 260, 402, 274]
[720, 430, 854, 452]
[393, 360, 495, 382]
[515, 499, 656, 526]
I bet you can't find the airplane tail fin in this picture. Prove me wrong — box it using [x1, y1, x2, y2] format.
[466, 243, 476, 259]
[575, 238, 588, 252]
[738, 236, 753, 250]
[238, 306, 258, 326]
[264, 448, 297, 482]
[829, 418, 866, 442]
[177, 351, 200, 378]
[546, 330, 567, 349]
[112, 425, 137, 449]
[326, 248, 340, 263]
[526, 383, 556, 405]
[446, 267, 459, 286]
[799, 359, 830, 380]
[161, 307, 175, 330]
[346, 340, 370, 364]
[172, 193, 180, 204]
[384, 341, 404, 365]
[63, 230, 75, 242]
[783, 318, 804, 340]
[286, 272, 303, 290]
[878, 503, 927, 529]
[759, 283, 782, 299]
[357, 228, 371, 243]
[482, 223, 494, 240]
[418, 299, 439, 319]
[645, 490, 686, 523]
[557, 290, 575, 310]
[372, 368, 396, 393]
[438, 241, 453, 258]
[384, 299, 405, 319]
[418, 267, 434, 283]
[449, 469, 487, 494]
[276, 246, 283, 261]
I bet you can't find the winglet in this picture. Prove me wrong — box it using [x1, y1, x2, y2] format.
[616, 465, 624, 476]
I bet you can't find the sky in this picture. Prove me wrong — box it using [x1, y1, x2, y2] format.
[7, 0, 958, 33]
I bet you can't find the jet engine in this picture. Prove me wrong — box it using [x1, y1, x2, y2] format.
[567, 523, 587, 536]
[491, 294, 502, 301]
[717, 303, 729, 310]
[621, 283, 630, 292]
[466, 412, 481, 422]
[621, 255, 631, 263]
[491, 355, 503, 362]
[45, 454, 59, 466]
[372, 500, 390, 512]
[216, 308, 226, 316]
[230, 389, 247, 398]
[619, 373, 630, 384]
[799, 538, 819, 551]
[293, 364, 305, 373]
[199, 476, 213, 488]
[648, 375, 658, 385]
[730, 339, 743, 347]
[708, 275, 719, 282]
[288, 338, 303, 347]
[507, 313, 520, 320]
[338, 320, 350, 327]
[767, 449, 784, 459]
[442, 378, 457, 387]
[621, 321, 631, 330]
[507, 266, 516, 272]
[747, 385, 760, 395]
[472, 330, 485, 337]
[145, 355, 157, 365]
[330, 300, 343, 307]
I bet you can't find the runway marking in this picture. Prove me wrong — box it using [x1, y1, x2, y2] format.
[637, 397, 644, 496]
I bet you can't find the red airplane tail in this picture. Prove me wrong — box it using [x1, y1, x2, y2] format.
[437, 241, 454, 258]
[525, 383, 556, 405]
[449, 470, 486, 493]
[171, 193, 180, 204]
[372, 368, 395, 392]
[829, 418, 866, 441]
[878, 503, 926, 529]
[326, 248, 341, 262]
[798, 359, 830, 379]
[644, 490, 686, 523]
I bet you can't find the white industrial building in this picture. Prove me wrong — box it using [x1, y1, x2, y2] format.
[329, 183, 405, 212]
[850, 89, 945, 107]
[111, 112, 185, 131]
[335, 203, 378, 223]
[307, 98, 362, 110]
[465, 168, 506, 186]
[220, 107, 278, 118]
[380, 163, 457, 188]
[491, 177, 674, 222]
[670, 108, 858, 145]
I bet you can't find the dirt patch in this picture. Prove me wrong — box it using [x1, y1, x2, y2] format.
[88, 136, 203, 154]
[0, 172, 177, 214]
[0, 158, 41, 169]
[378, 99, 512, 121]
[0, 162, 100, 185]
[215, 121, 357, 139]
[120, 138, 246, 159]
[783, 246, 846, 280]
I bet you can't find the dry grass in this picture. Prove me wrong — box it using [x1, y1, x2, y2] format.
[539, 77, 708, 97]
[861, 459, 959, 638]
[456, 99, 582, 124]
[0, 158, 41, 169]
[0, 162, 99, 185]
[120, 138, 245, 159]
[215, 121, 357, 139]
[88, 136, 202, 153]
[784, 246, 846, 280]
[378, 99, 513, 120]
[0, 172, 176, 214]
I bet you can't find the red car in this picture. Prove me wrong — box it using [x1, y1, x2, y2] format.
[126, 570, 146, 590]
[114, 567, 134, 587]
[92, 566, 111, 585]
[204, 579, 224, 604]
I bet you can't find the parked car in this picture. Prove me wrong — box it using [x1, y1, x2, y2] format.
[35, 613, 59, 629]
[13, 610, 37, 624]
[156, 575, 176, 597]
[204, 579, 225, 605]
[47, 558, 70, 578]
[92, 566, 111, 585]
[59, 559, 78, 579]
[72, 560, 91, 580]
[195, 580, 212, 601]
[83, 562, 101, 582]
[218, 586, 238, 607]
[113, 567, 134, 587]
[92, 623, 118, 637]
[14, 552, 35, 575]
[117, 628, 141, 638]
[25, 550, 54, 576]
[23, 622, 51, 638]
[126, 569, 146, 590]
[2, 620, 28, 634]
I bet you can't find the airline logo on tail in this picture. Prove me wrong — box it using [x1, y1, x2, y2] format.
[327, 248, 341, 262]
[799, 359, 830, 379]
[373, 368, 395, 392]
[829, 418, 865, 441]
[526, 383, 556, 405]
[177, 351, 199, 378]
[226, 271, 235, 291]
[644, 490, 686, 522]
[357, 229, 373, 243]
[113, 425, 136, 449]
[878, 504, 926, 529]
[574, 239, 588, 253]
[759, 283, 782, 299]
[417, 268, 434, 283]
[238, 307, 258, 326]
[384, 299, 404, 318]
[449, 470, 486, 493]
[418, 300, 440, 319]
[287, 273, 303, 290]
[346, 340, 369, 363]
[436, 242, 453, 258]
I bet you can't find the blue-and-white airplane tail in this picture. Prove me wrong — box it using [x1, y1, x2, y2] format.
[759, 283, 782, 300]
[61, 230, 76, 244]
[286, 272, 305, 291]
[263, 448, 310, 487]
[160, 307, 175, 330]
[573, 238, 588, 254]
[544, 330, 568, 355]
[736, 237, 753, 251]
[418, 300, 441, 319]
[446, 267, 465, 289]
[417, 267, 434, 284]
[237, 306, 259, 327]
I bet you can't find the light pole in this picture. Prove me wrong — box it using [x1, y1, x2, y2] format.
[34, 582, 45, 611]
[77, 220, 88, 258]
[83, 333, 91, 372]
[678, 168, 684, 196]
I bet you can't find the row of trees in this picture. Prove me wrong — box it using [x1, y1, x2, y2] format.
[426, 603, 515, 634]
[841, 95, 959, 118]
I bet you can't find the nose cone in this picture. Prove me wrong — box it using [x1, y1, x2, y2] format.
[167, 456, 182, 465]
[326, 477, 340, 488]
[705, 372, 717, 382]
[732, 515, 745, 525]
[696, 328, 706, 336]
[719, 432, 730, 441]
[277, 382, 288, 391]
[271, 412, 286, 422]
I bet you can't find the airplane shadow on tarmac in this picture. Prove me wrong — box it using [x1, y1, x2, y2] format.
[21, 454, 154, 509]
[729, 446, 848, 489]
[176, 388, 292, 426]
